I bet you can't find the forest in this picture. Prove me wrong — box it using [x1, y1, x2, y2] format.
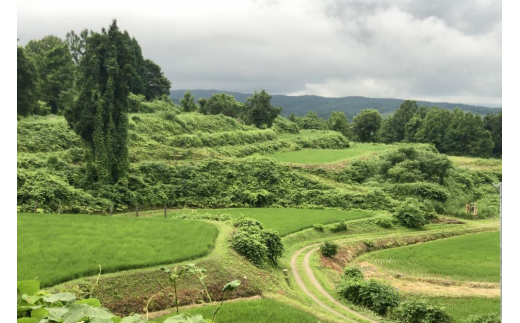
[17, 20, 502, 323]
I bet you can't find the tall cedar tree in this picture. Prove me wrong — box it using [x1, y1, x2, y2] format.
[65, 20, 136, 184]
[17, 46, 39, 116]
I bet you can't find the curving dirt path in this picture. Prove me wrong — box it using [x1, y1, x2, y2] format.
[303, 247, 378, 323]
[289, 223, 500, 323]
[291, 245, 376, 323]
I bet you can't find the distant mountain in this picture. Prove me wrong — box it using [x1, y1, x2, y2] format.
[170, 89, 502, 119]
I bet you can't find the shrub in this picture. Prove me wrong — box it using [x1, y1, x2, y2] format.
[231, 230, 268, 267]
[233, 217, 264, 231]
[336, 278, 399, 316]
[390, 299, 452, 323]
[261, 229, 284, 264]
[330, 220, 347, 232]
[342, 266, 364, 279]
[393, 198, 429, 228]
[374, 217, 393, 228]
[465, 313, 501, 323]
[313, 223, 324, 232]
[320, 241, 339, 257]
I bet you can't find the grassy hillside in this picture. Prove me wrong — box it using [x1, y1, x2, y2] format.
[170, 89, 502, 119]
[17, 213, 218, 286]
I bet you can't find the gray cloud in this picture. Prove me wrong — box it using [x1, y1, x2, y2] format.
[17, 0, 501, 106]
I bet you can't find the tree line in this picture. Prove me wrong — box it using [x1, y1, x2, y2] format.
[289, 101, 501, 158]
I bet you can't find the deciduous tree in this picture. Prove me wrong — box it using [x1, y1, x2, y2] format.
[352, 109, 382, 142]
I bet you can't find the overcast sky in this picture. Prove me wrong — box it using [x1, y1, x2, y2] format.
[17, 0, 502, 107]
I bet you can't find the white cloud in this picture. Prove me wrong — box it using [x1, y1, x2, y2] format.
[17, 0, 501, 106]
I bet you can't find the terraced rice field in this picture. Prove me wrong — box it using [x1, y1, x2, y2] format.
[264, 143, 399, 164]
[359, 231, 500, 282]
[17, 213, 218, 286]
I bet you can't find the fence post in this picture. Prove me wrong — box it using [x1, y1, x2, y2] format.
[58, 201, 62, 214]
[136, 205, 139, 217]
[164, 204, 167, 219]
[109, 205, 113, 216]
[33, 201, 38, 213]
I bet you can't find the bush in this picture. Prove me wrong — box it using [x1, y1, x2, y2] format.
[374, 217, 393, 228]
[233, 217, 264, 231]
[231, 230, 268, 267]
[336, 278, 399, 316]
[393, 198, 429, 228]
[390, 299, 452, 323]
[330, 220, 347, 232]
[313, 223, 324, 232]
[320, 241, 339, 257]
[465, 313, 501, 323]
[342, 266, 364, 279]
[231, 218, 284, 267]
[261, 229, 284, 264]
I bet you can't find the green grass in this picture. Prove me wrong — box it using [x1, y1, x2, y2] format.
[360, 231, 500, 282]
[417, 297, 500, 322]
[175, 208, 377, 236]
[448, 156, 502, 172]
[264, 143, 398, 164]
[154, 298, 321, 323]
[17, 213, 219, 287]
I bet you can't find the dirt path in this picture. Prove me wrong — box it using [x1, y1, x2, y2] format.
[303, 247, 378, 323]
[288, 224, 500, 323]
[291, 245, 375, 323]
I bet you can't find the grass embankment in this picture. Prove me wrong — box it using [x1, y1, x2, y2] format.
[17, 213, 218, 287]
[174, 208, 377, 236]
[264, 143, 397, 164]
[154, 298, 322, 323]
[360, 231, 500, 282]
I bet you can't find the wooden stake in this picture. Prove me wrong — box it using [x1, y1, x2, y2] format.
[136, 205, 139, 217]
[164, 204, 167, 219]
[109, 205, 113, 216]
[34, 201, 38, 213]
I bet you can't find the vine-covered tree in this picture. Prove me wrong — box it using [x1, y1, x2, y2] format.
[17, 46, 39, 116]
[65, 20, 137, 183]
[25, 35, 75, 114]
[352, 109, 382, 142]
[243, 90, 282, 128]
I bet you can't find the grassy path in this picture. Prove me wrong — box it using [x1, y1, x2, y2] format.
[288, 221, 500, 323]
